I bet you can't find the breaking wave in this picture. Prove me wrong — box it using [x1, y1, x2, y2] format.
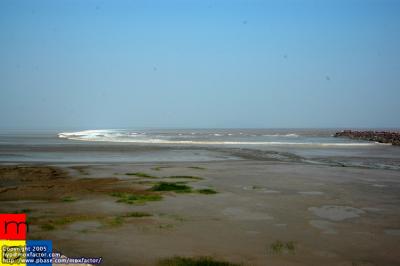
[58, 129, 378, 147]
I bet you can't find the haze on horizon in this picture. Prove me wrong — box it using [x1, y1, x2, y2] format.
[1, 0, 399, 130]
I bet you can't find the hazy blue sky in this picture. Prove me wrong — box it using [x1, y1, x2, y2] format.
[1, 0, 399, 130]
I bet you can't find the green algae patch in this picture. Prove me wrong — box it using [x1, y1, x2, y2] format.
[165, 175, 204, 180]
[123, 212, 152, 218]
[111, 192, 163, 204]
[126, 172, 158, 178]
[197, 188, 217, 194]
[61, 196, 77, 202]
[150, 182, 192, 193]
[188, 166, 206, 170]
[269, 240, 296, 255]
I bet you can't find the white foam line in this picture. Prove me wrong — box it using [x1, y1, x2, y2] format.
[262, 134, 299, 137]
[58, 134, 377, 147]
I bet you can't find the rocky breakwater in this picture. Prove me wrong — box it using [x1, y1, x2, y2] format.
[334, 130, 400, 146]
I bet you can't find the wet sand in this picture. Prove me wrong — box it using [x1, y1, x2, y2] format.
[1, 161, 400, 265]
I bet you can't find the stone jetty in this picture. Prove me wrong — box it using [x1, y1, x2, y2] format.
[334, 130, 400, 146]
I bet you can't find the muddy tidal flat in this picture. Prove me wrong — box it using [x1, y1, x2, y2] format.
[1, 160, 400, 266]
